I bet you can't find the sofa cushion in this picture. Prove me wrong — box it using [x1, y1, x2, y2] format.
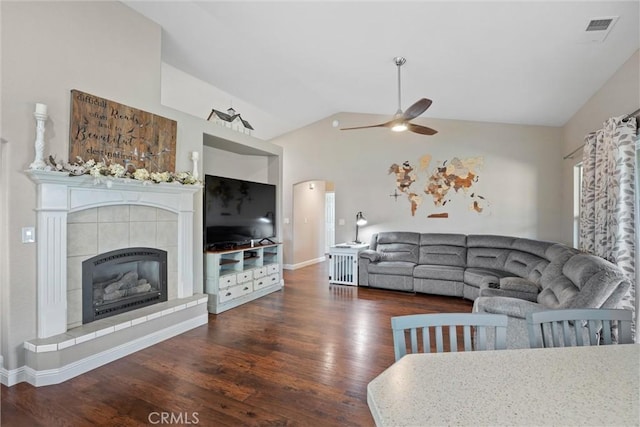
[511, 238, 554, 258]
[466, 247, 510, 270]
[479, 277, 539, 302]
[536, 276, 576, 308]
[503, 251, 548, 282]
[419, 233, 467, 247]
[374, 231, 420, 246]
[464, 267, 511, 288]
[368, 261, 416, 276]
[369, 274, 414, 291]
[377, 245, 419, 263]
[467, 234, 516, 249]
[413, 265, 464, 281]
[415, 278, 464, 297]
[372, 232, 420, 264]
[562, 253, 612, 289]
[539, 244, 580, 289]
[563, 266, 631, 308]
[500, 277, 540, 293]
[359, 250, 381, 262]
[537, 253, 628, 309]
[418, 233, 467, 267]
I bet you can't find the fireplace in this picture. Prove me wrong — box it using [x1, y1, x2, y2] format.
[82, 247, 168, 323]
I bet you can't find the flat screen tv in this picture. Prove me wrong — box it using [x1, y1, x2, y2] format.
[204, 175, 276, 250]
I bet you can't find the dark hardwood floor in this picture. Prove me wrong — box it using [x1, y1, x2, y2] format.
[1, 262, 473, 426]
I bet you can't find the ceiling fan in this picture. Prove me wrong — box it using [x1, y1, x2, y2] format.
[341, 57, 437, 135]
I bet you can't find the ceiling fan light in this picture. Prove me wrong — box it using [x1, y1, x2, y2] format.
[391, 122, 408, 132]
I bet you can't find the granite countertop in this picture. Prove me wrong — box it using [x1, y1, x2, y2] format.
[367, 344, 639, 426]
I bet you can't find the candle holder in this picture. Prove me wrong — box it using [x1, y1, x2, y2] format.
[29, 105, 48, 170]
[191, 151, 199, 180]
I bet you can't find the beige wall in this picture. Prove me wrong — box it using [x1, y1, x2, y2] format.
[559, 49, 640, 245]
[0, 1, 282, 374]
[1, 0, 162, 372]
[292, 180, 327, 267]
[272, 115, 564, 266]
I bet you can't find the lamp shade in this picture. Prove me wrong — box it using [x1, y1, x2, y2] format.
[356, 211, 367, 226]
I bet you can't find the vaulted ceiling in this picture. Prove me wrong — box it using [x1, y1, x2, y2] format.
[125, 1, 639, 136]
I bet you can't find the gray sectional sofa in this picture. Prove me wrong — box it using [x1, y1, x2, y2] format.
[358, 232, 631, 348]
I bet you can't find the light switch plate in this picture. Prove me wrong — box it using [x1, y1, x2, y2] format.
[22, 227, 36, 243]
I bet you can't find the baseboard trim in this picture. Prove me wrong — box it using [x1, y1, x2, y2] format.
[1, 364, 27, 387]
[4, 313, 208, 387]
[283, 255, 326, 270]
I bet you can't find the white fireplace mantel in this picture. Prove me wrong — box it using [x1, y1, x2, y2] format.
[26, 170, 201, 339]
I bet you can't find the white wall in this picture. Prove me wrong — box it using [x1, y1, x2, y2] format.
[272, 114, 563, 266]
[559, 49, 640, 245]
[161, 63, 289, 141]
[202, 146, 270, 183]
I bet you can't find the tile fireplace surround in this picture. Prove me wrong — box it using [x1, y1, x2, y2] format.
[15, 170, 208, 387]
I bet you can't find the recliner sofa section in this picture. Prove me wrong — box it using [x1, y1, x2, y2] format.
[358, 232, 565, 299]
[358, 231, 631, 348]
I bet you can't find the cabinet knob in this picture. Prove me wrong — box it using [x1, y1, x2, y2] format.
[225, 292, 231, 296]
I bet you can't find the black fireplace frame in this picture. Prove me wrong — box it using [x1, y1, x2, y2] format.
[82, 247, 168, 324]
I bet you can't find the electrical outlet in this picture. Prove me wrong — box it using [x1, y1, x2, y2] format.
[22, 227, 36, 243]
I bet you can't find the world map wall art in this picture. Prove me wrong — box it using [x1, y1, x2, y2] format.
[388, 154, 490, 218]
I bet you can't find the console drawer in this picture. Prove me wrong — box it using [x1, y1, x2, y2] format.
[265, 273, 280, 286]
[237, 270, 254, 283]
[219, 283, 253, 303]
[266, 263, 279, 275]
[253, 267, 267, 279]
[219, 273, 237, 288]
[254, 277, 267, 290]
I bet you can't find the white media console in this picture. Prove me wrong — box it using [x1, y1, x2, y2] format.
[204, 243, 283, 314]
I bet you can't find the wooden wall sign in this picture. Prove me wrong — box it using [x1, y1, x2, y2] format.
[69, 90, 176, 172]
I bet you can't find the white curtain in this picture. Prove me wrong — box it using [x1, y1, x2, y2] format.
[579, 116, 637, 334]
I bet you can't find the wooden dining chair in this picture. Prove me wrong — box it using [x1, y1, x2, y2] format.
[526, 308, 633, 348]
[391, 313, 509, 361]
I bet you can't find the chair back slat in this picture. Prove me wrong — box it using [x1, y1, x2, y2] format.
[587, 320, 600, 345]
[410, 328, 418, 353]
[463, 325, 472, 351]
[391, 313, 508, 361]
[526, 309, 633, 349]
[600, 320, 612, 344]
[421, 327, 429, 354]
[561, 320, 573, 346]
[435, 325, 444, 352]
[476, 326, 487, 350]
[449, 325, 458, 352]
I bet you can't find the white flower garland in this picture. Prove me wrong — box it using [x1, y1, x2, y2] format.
[46, 155, 199, 185]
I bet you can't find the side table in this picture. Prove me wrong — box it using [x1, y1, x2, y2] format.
[328, 243, 369, 286]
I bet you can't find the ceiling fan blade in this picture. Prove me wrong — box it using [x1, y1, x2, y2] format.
[402, 98, 433, 121]
[340, 123, 387, 131]
[407, 123, 438, 135]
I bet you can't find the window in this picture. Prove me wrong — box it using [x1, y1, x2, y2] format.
[573, 162, 583, 249]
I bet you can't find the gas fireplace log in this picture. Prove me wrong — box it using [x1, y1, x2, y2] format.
[102, 282, 152, 301]
[104, 271, 139, 294]
[95, 272, 125, 289]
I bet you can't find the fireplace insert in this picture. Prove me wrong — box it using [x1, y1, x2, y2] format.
[82, 247, 168, 324]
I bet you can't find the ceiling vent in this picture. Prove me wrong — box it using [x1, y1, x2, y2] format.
[582, 16, 618, 42]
